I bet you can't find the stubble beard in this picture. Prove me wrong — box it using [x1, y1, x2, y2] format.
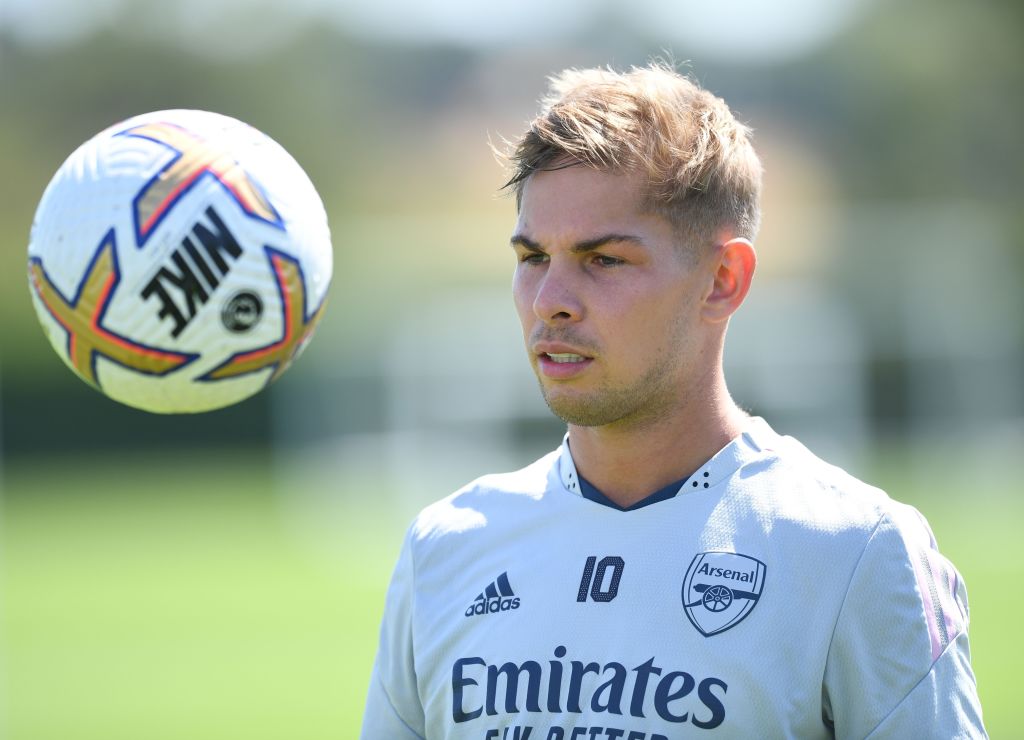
[536, 354, 682, 430]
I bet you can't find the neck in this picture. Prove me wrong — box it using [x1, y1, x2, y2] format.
[566, 372, 747, 508]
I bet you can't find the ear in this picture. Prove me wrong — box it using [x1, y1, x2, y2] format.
[701, 238, 757, 323]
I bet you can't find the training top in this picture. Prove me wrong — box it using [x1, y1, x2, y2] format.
[361, 418, 986, 739]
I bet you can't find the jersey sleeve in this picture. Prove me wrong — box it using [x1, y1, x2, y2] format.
[822, 503, 987, 739]
[361, 529, 426, 740]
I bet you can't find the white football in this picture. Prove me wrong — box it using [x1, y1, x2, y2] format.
[27, 109, 332, 413]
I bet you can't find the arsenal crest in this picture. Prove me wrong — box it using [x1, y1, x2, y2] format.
[683, 552, 766, 637]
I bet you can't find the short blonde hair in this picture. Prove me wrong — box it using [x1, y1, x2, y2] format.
[504, 63, 763, 248]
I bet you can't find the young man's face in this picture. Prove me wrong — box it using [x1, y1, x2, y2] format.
[511, 165, 714, 429]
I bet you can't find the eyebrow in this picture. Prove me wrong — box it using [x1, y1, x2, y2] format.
[509, 233, 646, 253]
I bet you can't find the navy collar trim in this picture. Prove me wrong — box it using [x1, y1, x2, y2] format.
[576, 472, 688, 511]
[556, 417, 776, 508]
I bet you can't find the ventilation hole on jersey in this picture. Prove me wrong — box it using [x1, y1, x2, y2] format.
[703, 471, 709, 477]
[692, 481, 698, 487]
[703, 483, 709, 488]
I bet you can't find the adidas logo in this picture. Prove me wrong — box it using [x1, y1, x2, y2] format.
[465, 572, 521, 618]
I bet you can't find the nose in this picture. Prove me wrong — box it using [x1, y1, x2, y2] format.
[532, 260, 582, 324]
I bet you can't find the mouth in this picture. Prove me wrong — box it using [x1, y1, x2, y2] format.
[544, 352, 588, 364]
[535, 348, 594, 379]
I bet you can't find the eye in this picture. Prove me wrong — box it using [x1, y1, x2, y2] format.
[592, 254, 624, 267]
[519, 252, 548, 265]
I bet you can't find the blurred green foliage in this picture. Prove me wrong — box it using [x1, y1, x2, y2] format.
[2, 0, 1022, 393]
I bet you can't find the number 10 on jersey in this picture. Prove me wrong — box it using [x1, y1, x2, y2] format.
[577, 555, 625, 602]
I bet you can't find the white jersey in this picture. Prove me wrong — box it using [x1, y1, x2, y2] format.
[362, 418, 986, 739]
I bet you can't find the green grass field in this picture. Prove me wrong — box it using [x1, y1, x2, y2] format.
[1, 448, 1020, 738]
[0, 449, 408, 739]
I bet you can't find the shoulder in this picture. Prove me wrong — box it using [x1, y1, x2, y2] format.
[744, 429, 956, 612]
[744, 421, 957, 579]
[739, 427, 900, 535]
[408, 447, 560, 545]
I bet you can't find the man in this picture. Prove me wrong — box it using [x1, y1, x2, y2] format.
[362, 64, 986, 739]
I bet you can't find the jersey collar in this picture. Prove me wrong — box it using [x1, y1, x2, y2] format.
[556, 416, 778, 500]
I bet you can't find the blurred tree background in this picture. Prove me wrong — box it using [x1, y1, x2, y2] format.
[1, 0, 1021, 736]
